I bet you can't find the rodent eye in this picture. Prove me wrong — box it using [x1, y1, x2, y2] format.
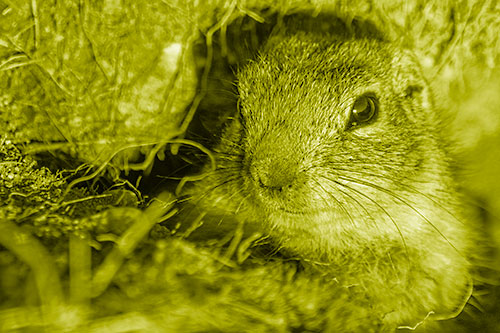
[348, 95, 378, 128]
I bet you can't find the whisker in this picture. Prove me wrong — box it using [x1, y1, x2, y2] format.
[335, 174, 461, 256]
[319, 164, 466, 226]
[320, 174, 409, 255]
[207, 188, 250, 229]
[321, 159, 408, 167]
[316, 176, 378, 224]
[234, 192, 252, 215]
[218, 137, 245, 150]
[199, 87, 237, 96]
[311, 177, 356, 229]
[194, 166, 241, 178]
[214, 153, 245, 161]
[175, 173, 243, 228]
[189, 175, 241, 206]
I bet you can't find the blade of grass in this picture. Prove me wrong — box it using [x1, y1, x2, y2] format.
[69, 234, 91, 312]
[91, 192, 176, 297]
[0, 219, 64, 323]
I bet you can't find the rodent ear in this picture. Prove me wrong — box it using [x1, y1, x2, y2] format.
[404, 84, 424, 99]
[392, 49, 434, 119]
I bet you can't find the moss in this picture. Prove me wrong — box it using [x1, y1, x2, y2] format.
[0, 139, 139, 239]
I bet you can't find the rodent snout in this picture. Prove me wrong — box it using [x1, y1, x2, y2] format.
[249, 151, 300, 192]
[251, 163, 296, 191]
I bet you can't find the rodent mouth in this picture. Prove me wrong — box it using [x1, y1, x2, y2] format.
[277, 207, 308, 215]
[253, 195, 307, 215]
[248, 177, 311, 215]
[253, 190, 312, 215]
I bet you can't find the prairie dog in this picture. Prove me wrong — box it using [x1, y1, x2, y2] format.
[186, 14, 477, 331]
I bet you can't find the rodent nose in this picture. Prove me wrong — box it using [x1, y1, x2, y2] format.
[250, 157, 298, 191]
[257, 168, 295, 190]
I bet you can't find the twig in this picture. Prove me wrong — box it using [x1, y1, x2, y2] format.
[31, 0, 40, 50]
[170, 0, 238, 155]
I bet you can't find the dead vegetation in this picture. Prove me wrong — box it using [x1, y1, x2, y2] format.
[0, 0, 499, 331]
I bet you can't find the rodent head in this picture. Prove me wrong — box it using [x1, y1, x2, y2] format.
[204, 30, 465, 258]
[238, 35, 436, 198]
[188, 18, 475, 324]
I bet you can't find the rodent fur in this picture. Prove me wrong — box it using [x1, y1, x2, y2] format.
[185, 13, 478, 331]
